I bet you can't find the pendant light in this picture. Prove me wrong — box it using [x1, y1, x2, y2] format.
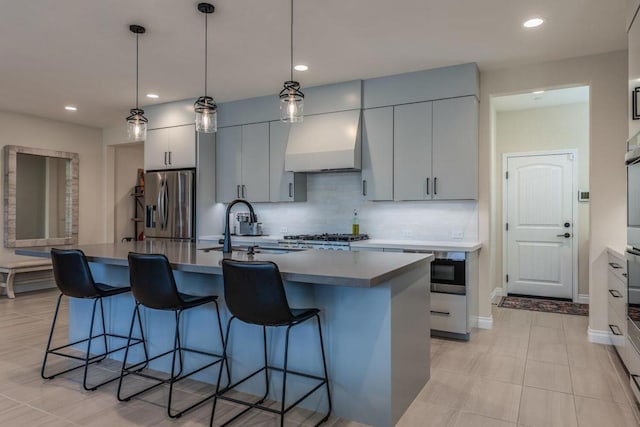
[279, 0, 304, 123]
[126, 24, 148, 142]
[194, 3, 217, 133]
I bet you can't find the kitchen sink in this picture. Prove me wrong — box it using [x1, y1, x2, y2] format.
[198, 246, 302, 254]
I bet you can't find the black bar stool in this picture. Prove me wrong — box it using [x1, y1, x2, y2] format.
[118, 252, 229, 419]
[211, 259, 332, 427]
[42, 248, 143, 391]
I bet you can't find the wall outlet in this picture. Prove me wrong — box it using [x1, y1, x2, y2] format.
[451, 231, 464, 240]
[280, 227, 288, 234]
[401, 229, 412, 237]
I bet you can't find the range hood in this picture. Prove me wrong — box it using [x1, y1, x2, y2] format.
[285, 110, 361, 172]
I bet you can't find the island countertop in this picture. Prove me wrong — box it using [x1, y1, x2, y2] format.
[16, 241, 433, 288]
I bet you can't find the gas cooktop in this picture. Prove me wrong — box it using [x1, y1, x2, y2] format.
[283, 233, 370, 242]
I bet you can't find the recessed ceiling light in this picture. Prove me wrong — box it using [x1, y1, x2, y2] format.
[294, 64, 308, 71]
[523, 17, 545, 28]
[532, 90, 545, 95]
[64, 106, 77, 111]
[146, 93, 159, 99]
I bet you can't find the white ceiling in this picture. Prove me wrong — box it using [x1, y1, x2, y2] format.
[493, 86, 590, 112]
[0, 0, 627, 128]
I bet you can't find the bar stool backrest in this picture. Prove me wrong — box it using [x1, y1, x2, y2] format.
[221, 260, 294, 326]
[127, 252, 182, 310]
[50, 248, 100, 298]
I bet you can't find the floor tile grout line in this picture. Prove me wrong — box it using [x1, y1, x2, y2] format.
[515, 316, 533, 425]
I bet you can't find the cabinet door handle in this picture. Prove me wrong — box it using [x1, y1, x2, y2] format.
[609, 289, 623, 298]
[289, 182, 293, 198]
[609, 262, 623, 269]
[426, 178, 430, 196]
[434, 177, 437, 195]
[242, 185, 246, 199]
[168, 151, 172, 165]
[623, 273, 628, 278]
[362, 180, 367, 196]
[430, 310, 450, 317]
[633, 88, 640, 120]
[237, 185, 241, 198]
[609, 324, 623, 336]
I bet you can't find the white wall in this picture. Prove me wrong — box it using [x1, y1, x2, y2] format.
[0, 109, 105, 261]
[495, 102, 590, 295]
[479, 51, 627, 334]
[204, 172, 479, 241]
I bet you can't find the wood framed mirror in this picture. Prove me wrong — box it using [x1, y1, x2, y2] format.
[3, 145, 79, 247]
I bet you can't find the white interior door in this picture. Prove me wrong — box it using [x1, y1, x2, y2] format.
[505, 153, 575, 299]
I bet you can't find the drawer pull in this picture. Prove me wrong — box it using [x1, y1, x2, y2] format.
[609, 289, 623, 298]
[609, 262, 623, 269]
[632, 375, 640, 392]
[431, 310, 451, 317]
[623, 273, 628, 278]
[609, 324, 623, 336]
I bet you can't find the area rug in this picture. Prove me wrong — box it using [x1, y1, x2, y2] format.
[498, 295, 589, 316]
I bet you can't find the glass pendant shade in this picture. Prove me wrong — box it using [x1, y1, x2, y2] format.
[194, 96, 217, 133]
[127, 108, 148, 141]
[279, 81, 304, 123]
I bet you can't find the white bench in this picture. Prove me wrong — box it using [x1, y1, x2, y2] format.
[0, 259, 53, 299]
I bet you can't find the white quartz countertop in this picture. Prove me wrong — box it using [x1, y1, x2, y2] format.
[199, 235, 482, 252]
[16, 241, 433, 288]
[607, 245, 626, 260]
[350, 240, 482, 252]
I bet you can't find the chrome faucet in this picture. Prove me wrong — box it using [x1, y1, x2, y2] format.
[223, 199, 258, 254]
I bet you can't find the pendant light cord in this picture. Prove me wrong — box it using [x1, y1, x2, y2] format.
[135, 32, 139, 110]
[204, 12, 208, 97]
[290, 0, 293, 82]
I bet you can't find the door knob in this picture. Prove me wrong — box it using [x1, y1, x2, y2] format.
[556, 233, 571, 238]
[564, 222, 571, 228]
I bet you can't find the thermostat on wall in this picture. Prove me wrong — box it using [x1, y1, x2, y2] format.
[578, 191, 590, 202]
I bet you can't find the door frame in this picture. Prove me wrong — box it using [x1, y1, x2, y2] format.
[502, 149, 579, 302]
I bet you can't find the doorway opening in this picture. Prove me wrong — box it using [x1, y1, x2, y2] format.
[493, 86, 590, 303]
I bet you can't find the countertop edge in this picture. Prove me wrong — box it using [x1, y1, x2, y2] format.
[607, 246, 626, 260]
[350, 240, 482, 252]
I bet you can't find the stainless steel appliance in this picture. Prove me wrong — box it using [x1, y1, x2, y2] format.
[144, 170, 195, 240]
[429, 252, 466, 295]
[626, 146, 640, 248]
[279, 233, 370, 250]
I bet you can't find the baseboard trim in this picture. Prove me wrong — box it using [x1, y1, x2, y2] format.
[588, 327, 611, 345]
[577, 294, 589, 304]
[490, 287, 505, 304]
[476, 315, 493, 330]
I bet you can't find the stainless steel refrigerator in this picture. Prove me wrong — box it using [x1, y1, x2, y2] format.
[144, 170, 195, 240]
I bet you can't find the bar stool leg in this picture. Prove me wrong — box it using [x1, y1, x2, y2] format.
[316, 314, 332, 424]
[214, 300, 231, 386]
[260, 326, 270, 404]
[210, 316, 235, 427]
[118, 302, 144, 401]
[41, 293, 63, 379]
[168, 309, 185, 418]
[280, 325, 294, 427]
[83, 298, 108, 391]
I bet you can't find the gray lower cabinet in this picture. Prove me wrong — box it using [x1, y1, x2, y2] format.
[393, 102, 432, 201]
[216, 123, 270, 203]
[391, 97, 478, 201]
[269, 121, 307, 202]
[144, 125, 196, 171]
[362, 107, 393, 201]
[608, 252, 628, 363]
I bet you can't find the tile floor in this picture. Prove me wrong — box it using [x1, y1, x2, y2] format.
[1, 290, 639, 426]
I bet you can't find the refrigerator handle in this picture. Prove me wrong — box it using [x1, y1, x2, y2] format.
[156, 182, 163, 229]
[163, 179, 169, 230]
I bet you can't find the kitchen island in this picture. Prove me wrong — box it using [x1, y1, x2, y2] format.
[18, 241, 432, 427]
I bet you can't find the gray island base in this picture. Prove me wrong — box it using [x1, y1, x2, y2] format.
[18, 241, 432, 427]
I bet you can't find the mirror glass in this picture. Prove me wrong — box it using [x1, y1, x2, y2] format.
[4, 145, 79, 247]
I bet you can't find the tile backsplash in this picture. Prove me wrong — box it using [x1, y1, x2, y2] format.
[206, 172, 478, 241]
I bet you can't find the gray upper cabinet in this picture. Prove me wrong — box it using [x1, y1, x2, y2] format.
[240, 123, 270, 203]
[215, 126, 242, 203]
[269, 121, 307, 202]
[362, 107, 393, 201]
[432, 97, 478, 200]
[215, 123, 270, 203]
[144, 124, 196, 171]
[393, 102, 433, 201]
